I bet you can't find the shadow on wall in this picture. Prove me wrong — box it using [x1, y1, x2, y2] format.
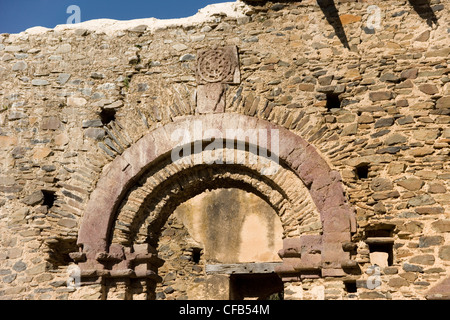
[244, 0, 351, 49]
[246, 0, 440, 48]
[316, 0, 350, 49]
[408, 0, 439, 27]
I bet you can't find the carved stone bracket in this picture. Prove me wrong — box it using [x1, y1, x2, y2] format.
[275, 234, 358, 281]
[275, 236, 322, 281]
[69, 243, 164, 285]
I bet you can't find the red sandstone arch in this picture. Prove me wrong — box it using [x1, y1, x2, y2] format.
[111, 160, 310, 247]
[76, 113, 356, 276]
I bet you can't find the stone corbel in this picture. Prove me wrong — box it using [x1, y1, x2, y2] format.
[275, 234, 357, 281]
[275, 236, 322, 281]
[69, 243, 164, 284]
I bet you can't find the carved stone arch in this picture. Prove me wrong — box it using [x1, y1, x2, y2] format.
[111, 150, 322, 248]
[72, 113, 357, 299]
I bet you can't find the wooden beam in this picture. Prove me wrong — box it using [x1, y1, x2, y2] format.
[206, 262, 283, 275]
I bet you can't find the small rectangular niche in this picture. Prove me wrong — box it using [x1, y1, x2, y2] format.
[191, 247, 202, 264]
[365, 228, 394, 238]
[365, 224, 395, 267]
[326, 93, 341, 111]
[355, 164, 369, 179]
[366, 238, 394, 267]
[344, 280, 357, 293]
[42, 190, 56, 208]
[100, 108, 116, 125]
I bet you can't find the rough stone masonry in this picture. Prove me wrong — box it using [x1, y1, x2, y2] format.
[0, 0, 449, 300]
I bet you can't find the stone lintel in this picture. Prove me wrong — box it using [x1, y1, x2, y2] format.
[365, 237, 395, 244]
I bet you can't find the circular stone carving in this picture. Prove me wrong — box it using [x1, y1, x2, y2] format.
[197, 49, 233, 83]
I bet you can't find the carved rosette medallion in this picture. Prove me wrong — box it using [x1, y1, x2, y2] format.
[196, 46, 240, 85]
[197, 49, 234, 83]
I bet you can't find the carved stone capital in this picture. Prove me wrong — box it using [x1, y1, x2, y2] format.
[275, 234, 357, 281]
[70, 243, 164, 283]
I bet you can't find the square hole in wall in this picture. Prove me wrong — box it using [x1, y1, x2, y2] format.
[100, 108, 116, 125]
[344, 281, 357, 293]
[355, 164, 369, 179]
[191, 248, 202, 264]
[368, 243, 394, 266]
[365, 225, 396, 267]
[326, 93, 341, 111]
[42, 190, 56, 208]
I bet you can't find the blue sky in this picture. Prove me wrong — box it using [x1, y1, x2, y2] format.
[0, 0, 231, 34]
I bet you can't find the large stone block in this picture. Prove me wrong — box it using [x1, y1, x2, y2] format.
[439, 246, 450, 261]
[431, 220, 450, 233]
[370, 252, 389, 268]
[370, 177, 394, 191]
[196, 83, 226, 114]
[41, 116, 61, 130]
[396, 177, 424, 191]
[369, 91, 393, 102]
[0, 136, 18, 147]
[22, 191, 44, 206]
[436, 96, 450, 109]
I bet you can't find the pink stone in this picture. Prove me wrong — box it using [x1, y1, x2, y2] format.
[197, 83, 226, 114]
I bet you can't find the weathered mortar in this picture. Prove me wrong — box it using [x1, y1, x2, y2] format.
[0, 0, 449, 300]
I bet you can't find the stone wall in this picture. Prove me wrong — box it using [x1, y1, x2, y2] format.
[0, 0, 449, 300]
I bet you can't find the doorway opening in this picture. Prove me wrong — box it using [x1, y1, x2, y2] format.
[229, 273, 284, 300]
